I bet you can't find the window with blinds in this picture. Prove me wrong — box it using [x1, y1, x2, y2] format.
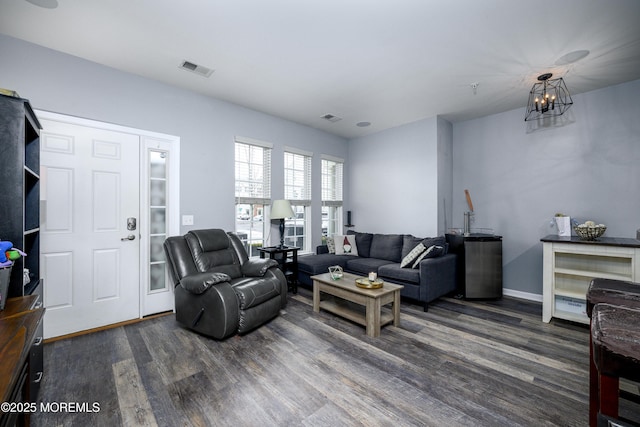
[321, 157, 343, 241]
[284, 150, 312, 252]
[235, 138, 272, 256]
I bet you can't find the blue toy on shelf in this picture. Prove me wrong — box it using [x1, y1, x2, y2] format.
[0, 240, 26, 268]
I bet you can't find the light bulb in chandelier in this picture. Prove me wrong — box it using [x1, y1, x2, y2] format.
[524, 73, 573, 121]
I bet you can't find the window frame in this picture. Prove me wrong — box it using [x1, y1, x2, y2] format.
[234, 136, 273, 257]
[284, 148, 312, 252]
[321, 155, 344, 242]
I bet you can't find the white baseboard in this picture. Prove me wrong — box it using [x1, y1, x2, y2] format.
[503, 288, 543, 303]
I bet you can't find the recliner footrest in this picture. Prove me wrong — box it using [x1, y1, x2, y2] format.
[237, 297, 282, 334]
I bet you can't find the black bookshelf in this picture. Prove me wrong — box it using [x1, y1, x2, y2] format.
[0, 94, 42, 297]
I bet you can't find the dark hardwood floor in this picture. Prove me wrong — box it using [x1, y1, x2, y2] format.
[31, 288, 639, 426]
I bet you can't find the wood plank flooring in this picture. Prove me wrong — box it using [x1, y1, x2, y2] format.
[31, 288, 639, 426]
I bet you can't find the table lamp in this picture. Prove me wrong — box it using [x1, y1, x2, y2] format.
[271, 199, 294, 248]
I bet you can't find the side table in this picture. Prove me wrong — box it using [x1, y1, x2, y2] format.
[258, 246, 299, 293]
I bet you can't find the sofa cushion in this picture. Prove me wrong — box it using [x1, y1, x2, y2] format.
[345, 257, 394, 275]
[378, 263, 421, 284]
[231, 276, 281, 310]
[185, 230, 242, 278]
[298, 253, 355, 275]
[335, 235, 359, 256]
[189, 228, 231, 252]
[369, 234, 404, 262]
[347, 231, 373, 258]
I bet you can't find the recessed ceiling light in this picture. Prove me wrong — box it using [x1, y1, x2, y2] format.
[555, 50, 590, 65]
[356, 121, 371, 127]
[24, 0, 58, 9]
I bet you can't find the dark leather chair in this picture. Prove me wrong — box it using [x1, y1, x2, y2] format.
[164, 229, 287, 339]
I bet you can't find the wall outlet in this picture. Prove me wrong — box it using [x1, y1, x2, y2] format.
[182, 215, 194, 226]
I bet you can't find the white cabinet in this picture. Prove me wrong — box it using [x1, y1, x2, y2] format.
[541, 235, 640, 324]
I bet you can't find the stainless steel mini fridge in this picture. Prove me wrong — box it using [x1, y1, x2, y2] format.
[446, 234, 503, 299]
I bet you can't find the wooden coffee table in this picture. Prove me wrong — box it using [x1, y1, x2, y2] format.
[312, 272, 403, 337]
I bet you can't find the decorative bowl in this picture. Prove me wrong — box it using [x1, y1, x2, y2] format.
[355, 278, 384, 289]
[574, 224, 606, 240]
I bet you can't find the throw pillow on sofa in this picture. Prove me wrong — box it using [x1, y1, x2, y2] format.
[335, 235, 359, 256]
[400, 242, 427, 268]
[401, 235, 424, 260]
[326, 236, 336, 253]
[412, 245, 445, 268]
[400, 235, 447, 268]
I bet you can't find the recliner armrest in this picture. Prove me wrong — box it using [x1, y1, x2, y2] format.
[242, 258, 279, 277]
[180, 272, 231, 294]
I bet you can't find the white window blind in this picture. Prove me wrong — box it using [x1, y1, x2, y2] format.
[321, 158, 343, 207]
[234, 138, 272, 256]
[284, 151, 312, 202]
[284, 150, 312, 251]
[321, 157, 343, 239]
[235, 140, 271, 204]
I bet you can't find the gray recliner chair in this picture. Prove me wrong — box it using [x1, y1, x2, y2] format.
[163, 229, 287, 339]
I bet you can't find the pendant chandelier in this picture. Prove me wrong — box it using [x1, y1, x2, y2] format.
[524, 73, 573, 121]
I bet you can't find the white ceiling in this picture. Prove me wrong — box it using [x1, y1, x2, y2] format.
[2, 0, 640, 138]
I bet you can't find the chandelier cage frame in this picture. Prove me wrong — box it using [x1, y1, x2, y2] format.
[524, 73, 573, 121]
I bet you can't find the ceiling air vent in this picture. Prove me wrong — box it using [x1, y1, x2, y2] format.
[321, 113, 342, 123]
[179, 60, 214, 78]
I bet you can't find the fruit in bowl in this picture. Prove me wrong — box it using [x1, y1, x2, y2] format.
[574, 221, 606, 240]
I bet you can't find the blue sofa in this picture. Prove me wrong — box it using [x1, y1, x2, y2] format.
[297, 231, 457, 311]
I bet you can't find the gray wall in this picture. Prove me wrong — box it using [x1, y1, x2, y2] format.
[0, 34, 349, 250]
[437, 117, 454, 234]
[453, 79, 640, 297]
[348, 116, 450, 237]
[347, 79, 639, 299]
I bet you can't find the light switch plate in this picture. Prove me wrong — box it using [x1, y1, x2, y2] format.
[182, 215, 194, 226]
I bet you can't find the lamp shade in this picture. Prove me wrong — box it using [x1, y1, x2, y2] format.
[271, 199, 294, 219]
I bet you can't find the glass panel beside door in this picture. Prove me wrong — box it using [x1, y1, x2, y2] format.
[149, 150, 168, 292]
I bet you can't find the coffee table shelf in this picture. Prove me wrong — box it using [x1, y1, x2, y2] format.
[318, 298, 396, 328]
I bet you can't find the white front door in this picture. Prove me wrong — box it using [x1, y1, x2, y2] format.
[40, 119, 141, 338]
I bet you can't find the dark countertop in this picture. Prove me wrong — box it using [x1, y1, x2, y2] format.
[540, 234, 640, 248]
[446, 233, 502, 241]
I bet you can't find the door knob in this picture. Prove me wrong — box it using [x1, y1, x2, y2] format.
[121, 234, 136, 241]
